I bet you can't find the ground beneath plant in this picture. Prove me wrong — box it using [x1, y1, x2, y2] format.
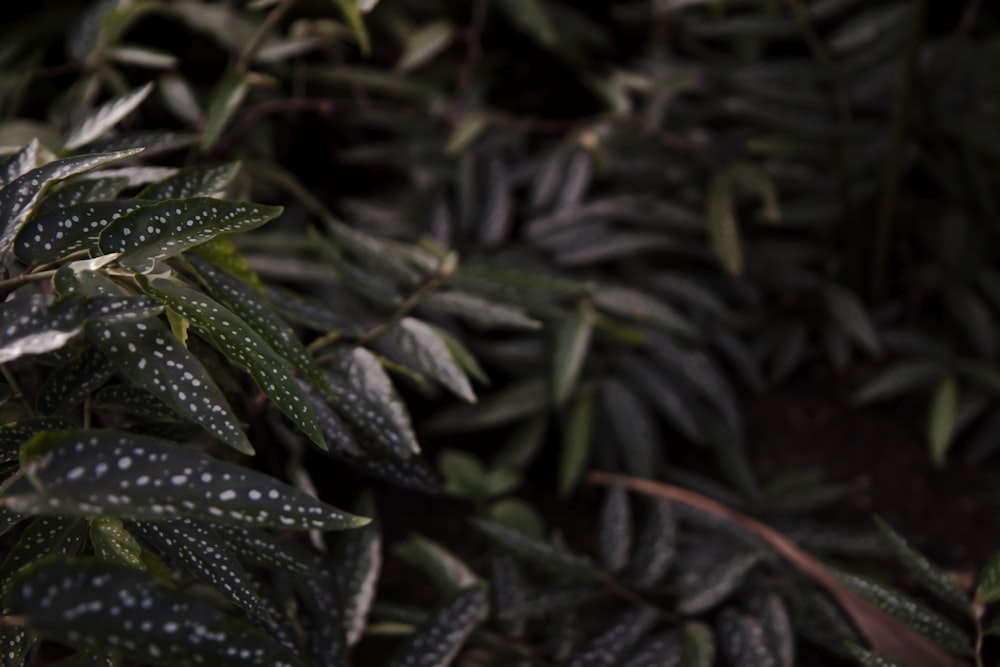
[746, 367, 1000, 576]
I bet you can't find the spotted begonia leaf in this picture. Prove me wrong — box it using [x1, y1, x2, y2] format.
[10, 430, 368, 531]
[389, 585, 488, 667]
[293, 556, 346, 667]
[187, 255, 328, 393]
[387, 318, 476, 403]
[90, 517, 145, 570]
[129, 519, 269, 619]
[97, 198, 281, 270]
[335, 493, 381, 646]
[3, 558, 308, 667]
[138, 163, 240, 200]
[0, 518, 87, 667]
[0, 417, 76, 463]
[36, 177, 130, 217]
[188, 238, 264, 292]
[323, 348, 420, 458]
[15, 199, 151, 265]
[94, 385, 175, 419]
[0, 149, 142, 266]
[37, 346, 115, 414]
[212, 525, 315, 576]
[0, 140, 39, 188]
[135, 275, 325, 449]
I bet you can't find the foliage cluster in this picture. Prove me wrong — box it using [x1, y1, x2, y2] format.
[0, 0, 998, 666]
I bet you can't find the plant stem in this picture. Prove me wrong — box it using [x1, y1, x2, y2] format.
[0, 364, 33, 416]
[0, 269, 58, 296]
[870, 0, 926, 301]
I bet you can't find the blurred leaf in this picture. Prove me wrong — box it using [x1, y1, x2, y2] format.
[706, 171, 742, 276]
[677, 553, 765, 615]
[552, 306, 593, 408]
[566, 606, 659, 667]
[438, 449, 485, 498]
[471, 518, 598, 581]
[63, 83, 153, 152]
[395, 534, 479, 596]
[389, 318, 476, 403]
[559, 388, 594, 498]
[621, 630, 681, 667]
[139, 162, 239, 200]
[37, 346, 114, 415]
[843, 643, 909, 667]
[333, 0, 371, 55]
[488, 498, 544, 538]
[496, 0, 558, 51]
[445, 114, 488, 156]
[89, 517, 144, 570]
[928, 376, 958, 468]
[717, 608, 778, 667]
[874, 517, 968, 612]
[854, 361, 940, 405]
[597, 485, 632, 574]
[976, 551, 1000, 606]
[397, 22, 454, 73]
[629, 497, 677, 591]
[681, 622, 716, 667]
[825, 285, 881, 356]
[388, 586, 488, 667]
[335, 493, 381, 646]
[421, 292, 540, 331]
[200, 71, 248, 151]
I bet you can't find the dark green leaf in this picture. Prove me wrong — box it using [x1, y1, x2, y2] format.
[97, 198, 281, 271]
[928, 376, 958, 467]
[0, 140, 39, 188]
[12, 430, 368, 531]
[843, 643, 908, 667]
[825, 285, 881, 355]
[395, 534, 479, 596]
[593, 286, 698, 339]
[552, 308, 594, 408]
[89, 517, 144, 570]
[0, 296, 86, 365]
[676, 553, 764, 615]
[212, 525, 315, 576]
[598, 485, 631, 574]
[201, 71, 249, 151]
[138, 163, 240, 200]
[853, 361, 941, 405]
[602, 378, 663, 477]
[621, 631, 681, 667]
[397, 21, 454, 73]
[470, 518, 598, 580]
[0, 417, 76, 463]
[388, 318, 476, 402]
[36, 176, 129, 216]
[63, 83, 153, 152]
[629, 497, 676, 590]
[335, 493, 381, 646]
[94, 385, 175, 419]
[37, 346, 114, 414]
[746, 592, 794, 667]
[716, 609, 778, 667]
[4, 558, 307, 667]
[15, 199, 150, 265]
[873, 517, 968, 611]
[136, 275, 325, 449]
[129, 519, 268, 618]
[558, 388, 594, 498]
[976, 551, 1000, 606]
[567, 606, 659, 667]
[421, 292, 541, 331]
[706, 171, 742, 276]
[389, 586, 488, 667]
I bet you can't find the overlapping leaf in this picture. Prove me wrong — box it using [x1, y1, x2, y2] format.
[388, 585, 488, 667]
[16, 199, 150, 265]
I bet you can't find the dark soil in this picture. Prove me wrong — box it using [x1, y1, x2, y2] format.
[746, 367, 1000, 574]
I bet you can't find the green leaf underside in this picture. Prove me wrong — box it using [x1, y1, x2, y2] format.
[4, 558, 306, 667]
[389, 586, 488, 667]
[16, 199, 151, 265]
[97, 198, 281, 270]
[11, 430, 367, 531]
[129, 519, 269, 619]
[186, 255, 330, 395]
[136, 275, 325, 449]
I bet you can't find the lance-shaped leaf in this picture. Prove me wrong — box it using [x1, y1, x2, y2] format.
[421, 292, 541, 331]
[10, 430, 368, 531]
[598, 485, 632, 574]
[63, 83, 154, 152]
[977, 551, 1000, 606]
[0, 149, 142, 266]
[489, 555, 525, 635]
[470, 518, 599, 581]
[389, 585, 488, 667]
[928, 376, 958, 468]
[15, 199, 150, 265]
[387, 318, 476, 403]
[189, 238, 264, 292]
[90, 517, 145, 570]
[85, 313, 252, 454]
[830, 568, 972, 655]
[201, 71, 249, 152]
[129, 519, 269, 618]
[0, 417, 76, 463]
[629, 497, 677, 590]
[36, 176, 130, 216]
[294, 557, 347, 667]
[3, 558, 308, 667]
[395, 534, 479, 596]
[873, 517, 968, 612]
[705, 171, 742, 276]
[0, 296, 86, 365]
[37, 346, 115, 414]
[677, 553, 765, 615]
[1, 139, 39, 187]
[212, 525, 315, 576]
[97, 198, 281, 271]
[323, 348, 420, 458]
[559, 388, 594, 498]
[716, 609, 779, 667]
[552, 307, 594, 408]
[187, 255, 327, 393]
[138, 163, 240, 200]
[497, 586, 604, 621]
[135, 275, 325, 449]
[622, 631, 681, 667]
[95, 385, 175, 419]
[567, 606, 660, 667]
[335, 493, 381, 646]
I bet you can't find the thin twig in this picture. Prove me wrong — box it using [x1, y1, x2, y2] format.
[0, 364, 33, 416]
[0, 269, 58, 296]
[235, 0, 296, 72]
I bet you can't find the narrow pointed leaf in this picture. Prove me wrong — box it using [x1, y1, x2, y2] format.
[89, 517, 144, 570]
[36, 176, 130, 216]
[873, 517, 968, 611]
[333, 0, 371, 54]
[0, 149, 142, 265]
[0, 296, 85, 365]
[552, 308, 593, 407]
[681, 622, 716, 667]
[928, 376, 958, 467]
[395, 535, 479, 596]
[706, 171, 742, 276]
[97, 198, 281, 271]
[11, 430, 368, 531]
[422, 292, 541, 331]
[470, 518, 598, 580]
[397, 22, 454, 73]
[63, 83, 153, 151]
[826, 286, 881, 355]
[187, 255, 329, 393]
[37, 347, 115, 414]
[94, 385, 174, 419]
[830, 568, 972, 655]
[677, 553, 765, 615]
[201, 71, 249, 151]
[129, 519, 269, 618]
[389, 585, 488, 667]
[567, 607, 659, 667]
[136, 275, 325, 449]
[3, 558, 307, 667]
[629, 497, 677, 590]
[15, 199, 150, 265]
[558, 388, 594, 498]
[0, 139, 39, 187]
[294, 556, 347, 667]
[138, 163, 240, 200]
[593, 286, 698, 339]
[85, 313, 252, 454]
[844, 643, 910, 667]
[598, 485, 632, 573]
[212, 525, 315, 576]
[389, 318, 476, 402]
[854, 362, 941, 405]
[335, 493, 381, 646]
[747, 592, 794, 667]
